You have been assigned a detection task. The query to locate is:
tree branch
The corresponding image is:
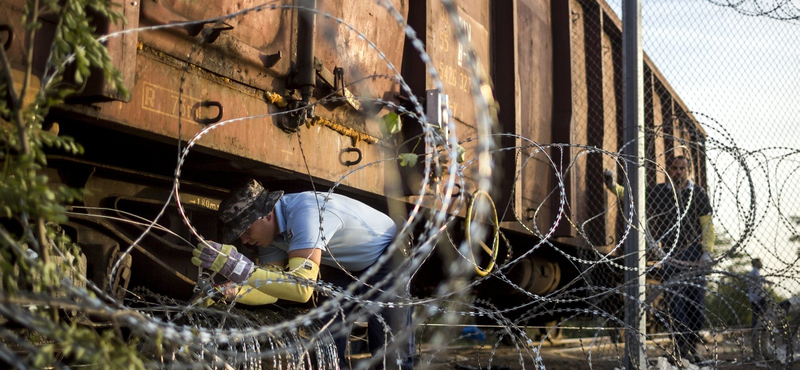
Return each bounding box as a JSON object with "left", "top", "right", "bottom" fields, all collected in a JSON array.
[
  {"left": 38, "top": 217, "right": 59, "bottom": 322},
  {"left": 0, "top": 46, "right": 30, "bottom": 155},
  {"left": 19, "top": 0, "right": 40, "bottom": 104}
]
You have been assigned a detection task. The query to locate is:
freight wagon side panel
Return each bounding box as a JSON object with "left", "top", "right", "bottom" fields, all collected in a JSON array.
[
  {"left": 563, "top": 0, "right": 593, "bottom": 247},
  {"left": 314, "top": 0, "right": 411, "bottom": 102},
  {"left": 137, "top": 0, "right": 409, "bottom": 103},
  {"left": 398, "top": 0, "right": 492, "bottom": 209},
  {"left": 63, "top": 0, "right": 412, "bottom": 199},
  {"left": 561, "top": 0, "right": 708, "bottom": 252},
  {"left": 512, "top": 0, "right": 558, "bottom": 238},
  {"left": 65, "top": 50, "right": 395, "bottom": 195},
  {"left": 425, "top": 0, "right": 490, "bottom": 198}
]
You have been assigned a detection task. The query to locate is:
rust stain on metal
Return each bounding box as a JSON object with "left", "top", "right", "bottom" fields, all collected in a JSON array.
[
  {"left": 138, "top": 0, "right": 292, "bottom": 91},
  {"left": 315, "top": 0, "right": 409, "bottom": 101},
  {"left": 84, "top": 51, "right": 390, "bottom": 195}
]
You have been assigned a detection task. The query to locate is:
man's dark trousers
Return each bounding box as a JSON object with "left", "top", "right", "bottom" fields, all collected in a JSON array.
[
  {"left": 663, "top": 243, "right": 706, "bottom": 358},
  {"left": 320, "top": 246, "right": 414, "bottom": 370}
]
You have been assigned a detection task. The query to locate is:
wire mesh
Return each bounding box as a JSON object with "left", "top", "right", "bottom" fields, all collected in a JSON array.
[
  {"left": 1, "top": 0, "right": 800, "bottom": 369},
  {"left": 572, "top": 0, "right": 800, "bottom": 367}
]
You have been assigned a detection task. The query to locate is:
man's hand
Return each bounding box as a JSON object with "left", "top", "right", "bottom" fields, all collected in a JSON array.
[
  {"left": 700, "top": 251, "right": 713, "bottom": 266},
  {"left": 192, "top": 241, "right": 254, "bottom": 284},
  {"left": 215, "top": 281, "right": 239, "bottom": 302},
  {"left": 604, "top": 169, "right": 616, "bottom": 190},
  {"left": 214, "top": 280, "right": 280, "bottom": 305}
]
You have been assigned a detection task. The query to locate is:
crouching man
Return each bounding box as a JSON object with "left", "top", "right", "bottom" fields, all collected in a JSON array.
[{"left": 192, "top": 179, "right": 414, "bottom": 370}]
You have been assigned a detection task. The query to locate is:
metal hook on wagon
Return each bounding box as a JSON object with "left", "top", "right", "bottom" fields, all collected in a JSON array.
[
  {"left": 0, "top": 24, "right": 14, "bottom": 51},
  {"left": 182, "top": 21, "right": 234, "bottom": 44},
  {"left": 339, "top": 147, "right": 362, "bottom": 166},
  {"left": 192, "top": 101, "right": 223, "bottom": 125},
  {"left": 451, "top": 183, "right": 462, "bottom": 198}
]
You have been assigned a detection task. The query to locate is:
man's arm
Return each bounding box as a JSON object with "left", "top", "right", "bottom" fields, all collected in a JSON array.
[
  {"left": 604, "top": 169, "right": 626, "bottom": 198},
  {"left": 244, "top": 248, "right": 321, "bottom": 303},
  {"left": 224, "top": 249, "right": 321, "bottom": 305},
  {"left": 697, "top": 186, "right": 715, "bottom": 258},
  {"left": 287, "top": 248, "right": 322, "bottom": 264},
  {"left": 225, "top": 284, "right": 279, "bottom": 305},
  {"left": 222, "top": 254, "right": 285, "bottom": 306},
  {"left": 699, "top": 214, "right": 715, "bottom": 253},
  {"left": 192, "top": 242, "right": 321, "bottom": 303}
]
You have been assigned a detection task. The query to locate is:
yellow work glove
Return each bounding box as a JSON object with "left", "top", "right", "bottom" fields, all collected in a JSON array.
[{"left": 191, "top": 241, "right": 254, "bottom": 283}]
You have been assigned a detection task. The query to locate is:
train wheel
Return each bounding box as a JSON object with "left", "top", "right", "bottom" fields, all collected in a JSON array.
[{"left": 465, "top": 190, "right": 499, "bottom": 276}]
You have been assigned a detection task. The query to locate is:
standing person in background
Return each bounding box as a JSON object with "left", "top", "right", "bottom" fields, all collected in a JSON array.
[
  {"left": 190, "top": 179, "right": 415, "bottom": 370},
  {"left": 748, "top": 258, "right": 770, "bottom": 327},
  {"left": 605, "top": 155, "right": 715, "bottom": 364}
]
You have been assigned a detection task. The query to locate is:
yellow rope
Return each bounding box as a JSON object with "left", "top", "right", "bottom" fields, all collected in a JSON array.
[
  {"left": 264, "top": 91, "right": 288, "bottom": 108},
  {"left": 263, "top": 93, "right": 376, "bottom": 145},
  {"left": 306, "top": 116, "right": 379, "bottom": 145}
]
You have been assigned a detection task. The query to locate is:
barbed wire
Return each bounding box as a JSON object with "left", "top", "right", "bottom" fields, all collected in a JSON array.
[
  {"left": 4, "top": 0, "right": 800, "bottom": 369},
  {"left": 705, "top": 0, "right": 800, "bottom": 20}
]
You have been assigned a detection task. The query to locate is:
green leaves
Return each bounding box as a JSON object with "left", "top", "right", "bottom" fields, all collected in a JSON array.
[
  {"left": 454, "top": 143, "right": 466, "bottom": 164},
  {"left": 380, "top": 112, "right": 418, "bottom": 167},
  {"left": 41, "top": 0, "right": 128, "bottom": 101},
  {"left": 398, "top": 153, "right": 418, "bottom": 167},
  {"left": 0, "top": 1, "right": 134, "bottom": 366},
  {"left": 381, "top": 111, "right": 403, "bottom": 137},
  {"left": 25, "top": 312, "right": 147, "bottom": 369},
  {"left": 0, "top": 156, "right": 75, "bottom": 224}
]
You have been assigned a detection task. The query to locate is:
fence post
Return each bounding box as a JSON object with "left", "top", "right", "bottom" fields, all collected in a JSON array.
[{"left": 623, "top": 0, "right": 647, "bottom": 369}]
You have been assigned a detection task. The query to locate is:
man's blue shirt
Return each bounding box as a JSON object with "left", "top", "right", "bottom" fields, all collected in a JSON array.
[{"left": 258, "top": 192, "right": 396, "bottom": 271}]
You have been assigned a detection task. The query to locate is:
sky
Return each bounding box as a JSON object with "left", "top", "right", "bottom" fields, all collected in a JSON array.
[{"left": 605, "top": 0, "right": 800, "bottom": 294}]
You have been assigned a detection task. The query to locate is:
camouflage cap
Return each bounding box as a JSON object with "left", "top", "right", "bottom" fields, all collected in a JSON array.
[{"left": 218, "top": 179, "right": 283, "bottom": 244}]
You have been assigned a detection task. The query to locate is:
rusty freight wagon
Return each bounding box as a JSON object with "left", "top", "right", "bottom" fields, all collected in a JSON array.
[{"left": 0, "top": 0, "right": 706, "bottom": 328}]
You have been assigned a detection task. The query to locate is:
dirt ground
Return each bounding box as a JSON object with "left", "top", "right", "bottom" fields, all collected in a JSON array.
[
  {"left": 414, "top": 343, "right": 622, "bottom": 370},
  {"left": 345, "top": 325, "right": 800, "bottom": 370},
  {"left": 408, "top": 340, "right": 800, "bottom": 370}
]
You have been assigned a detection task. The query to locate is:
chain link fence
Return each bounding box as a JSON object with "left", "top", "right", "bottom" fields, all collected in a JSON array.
[
  {"left": 566, "top": 0, "right": 800, "bottom": 367},
  {"left": 2, "top": 0, "right": 800, "bottom": 369}
]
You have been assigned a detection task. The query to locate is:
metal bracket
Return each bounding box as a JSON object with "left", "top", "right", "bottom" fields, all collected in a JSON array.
[
  {"left": 313, "top": 57, "right": 361, "bottom": 111},
  {"left": 262, "top": 51, "right": 282, "bottom": 68},
  {"left": 334, "top": 67, "right": 345, "bottom": 92},
  {"left": 180, "top": 21, "right": 234, "bottom": 43},
  {"left": 426, "top": 89, "right": 448, "bottom": 142},
  {"left": 525, "top": 208, "right": 536, "bottom": 221},
  {"left": 281, "top": 99, "right": 314, "bottom": 133}
]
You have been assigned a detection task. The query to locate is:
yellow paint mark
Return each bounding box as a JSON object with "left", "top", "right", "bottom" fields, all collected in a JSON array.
[
  {"left": 141, "top": 82, "right": 202, "bottom": 120},
  {"left": 143, "top": 85, "right": 156, "bottom": 110}
]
